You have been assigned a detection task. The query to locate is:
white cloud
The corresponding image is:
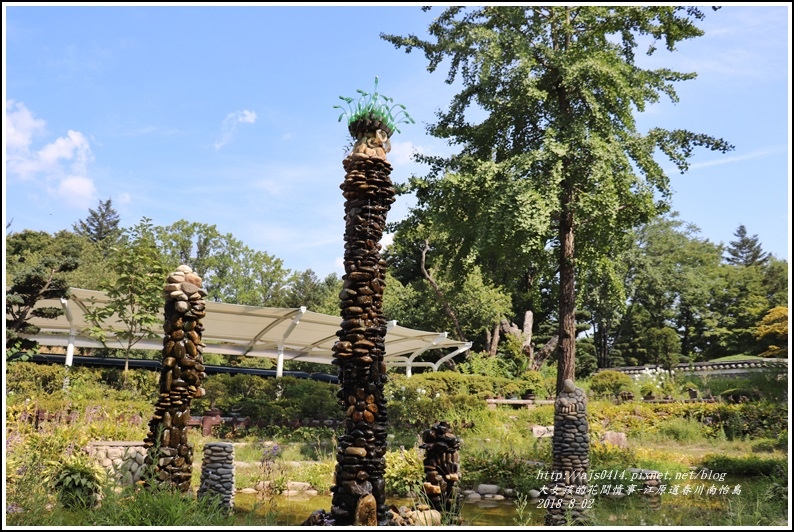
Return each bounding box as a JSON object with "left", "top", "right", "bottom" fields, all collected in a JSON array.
[
  {"left": 6, "top": 99, "right": 46, "bottom": 153},
  {"left": 5, "top": 100, "right": 97, "bottom": 206},
  {"left": 37, "top": 130, "right": 92, "bottom": 175},
  {"left": 117, "top": 192, "right": 131, "bottom": 205},
  {"left": 214, "top": 109, "right": 257, "bottom": 149},
  {"left": 663, "top": 145, "right": 787, "bottom": 174},
  {"left": 54, "top": 175, "right": 97, "bottom": 209}
]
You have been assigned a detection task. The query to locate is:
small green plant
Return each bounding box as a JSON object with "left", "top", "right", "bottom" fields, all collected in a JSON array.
[
  {"left": 47, "top": 453, "right": 106, "bottom": 509},
  {"left": 639, "top": 380, "right": 656, "bottom": 397},
  {"left": 334, "top": 76, "right": 415, "bottom": 137},
  {"left": 384, "top": 445, "right": 424, "bottom": 496}
]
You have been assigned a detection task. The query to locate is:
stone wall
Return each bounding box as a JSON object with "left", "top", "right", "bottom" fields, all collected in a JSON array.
[{"left": 87, "top": 441, "right": 148, "bottom": 486}]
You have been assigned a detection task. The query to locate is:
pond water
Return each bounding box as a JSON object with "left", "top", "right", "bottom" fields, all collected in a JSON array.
[
  {"left": 232, "top": 476, "right": 783, "bottom": 527},
  {"left": 234, "top": 492, "right": 532, "bottom": 526}
]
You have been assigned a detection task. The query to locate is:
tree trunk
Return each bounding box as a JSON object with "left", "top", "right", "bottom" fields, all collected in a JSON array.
[
  {"left": 420, "top": 239, "right": 467, "bottom": 341},
  {"left": 531, "top": 335, "right": 559, "bottom": 371},
  {"left": 522, "top": 310, "right": 534, "bottom": 361},
  {"left": 499, "top": 310, "right": 536, "bottom": 365},
  {"left": 488, "top": 322, "right": 500, "bottom": 356},
  {"left": 556, "top": 193, "right": 576, "bottom": 395}
]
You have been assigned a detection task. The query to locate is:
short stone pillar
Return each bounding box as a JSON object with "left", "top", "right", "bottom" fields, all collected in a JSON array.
[
  {"left": 419, "top": 421, "right": 462, "bottom": 518},
  {"left": 545, "top": 378, "right": 590, "bottom": 526},
  {"left": 197, "top": 442, "right": 235, "bottom": 509}
]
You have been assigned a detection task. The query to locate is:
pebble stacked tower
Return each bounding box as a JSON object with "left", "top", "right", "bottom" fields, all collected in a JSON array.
[
  {"left": 329, "top": 119, "right": 396, "bottom": 526},
  {"left": 143, "top": 264, "right": 208, "bottom": 492},
  {"left": 420, "top": 421, "right": 462, "bottom": 517},
  {"left": 197, "top": 442, "right": 236, "bottom": 509},
  {"left": 545, "top": 378, "right": 590, "bottom": 525}
]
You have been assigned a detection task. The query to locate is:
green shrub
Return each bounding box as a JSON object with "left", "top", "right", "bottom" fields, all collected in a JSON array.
[
  {"left": 46, "top": 454, "right": 106, "bottom": 509},
  {"left": 719, "top": 388, "right": 761, "bottom": 403},
  {"left": 750, "top": 439, "right": 778, "bottom": 453},
  {"left": 589, "top": 441, "right": 638, "bottom": 473},
  {"left": 656, "top": 416, "right": 709, "bottom": 443},
  {"left": 639, "top": 381, "right": 656, "bottom": 397},
  {"left": 589, "top": 370, "right": 634, "bottom": 397},
  {"left": 680, "top": 381, "right": 699, "bottom": 394},
  {"left": 385, "top": 445, "right": 424, "bottom": 496},
  {"left": 519, "top": 370, "right": 544, "bottom": 395},
  {"left": 700, "top": 454, "right": 787, "bottom": 477},
  {"left": 6, "top": 361, "right": 66, "bottom": 395}
]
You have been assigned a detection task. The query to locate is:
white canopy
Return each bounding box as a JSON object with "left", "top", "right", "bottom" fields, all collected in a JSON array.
[{"left": 24, "top": 288, "right": 472, "bottom": 377}]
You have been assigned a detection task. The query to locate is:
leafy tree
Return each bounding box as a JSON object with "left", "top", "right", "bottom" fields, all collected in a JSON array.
[
  {"left": 754, "top": 306, "right": 788, "bottom": 358},
  {"left": 83, "top": 218, "right": 168, "bottom": 378},
  {"left": 709, "top": 261, "right": 769, "bottom": 358},
  {"left": 382, "top": 6, "right": 733, "bottom": 392},
  {"left": 202, "top": 234, "right": 294, "bottom": 306},
  {"left": 644, "top": 326, "right": 681, "bottom": 370},
  {"left": 761, "top": 257, "right": 788, "bottom": 308},
  {"left": 5, "top": 230, "right": 80, "bottom": 357},
  {"left": 154, "top": 220, "right": 225, "bottom": 279},
  {"left": 384, "top": 266, "right": 512, "bottom": 350},
  {"left": 283, "top": 269, "right": 341, "bottom": 311},
  {"left": 72, "top": 198, "right": 121, "bottom": 244},
  {"left": 725, "top": 224, "right": 771, "bottom": 267},
  {"left": 615, "top": 214, "right": 724, "bottom": 363}
]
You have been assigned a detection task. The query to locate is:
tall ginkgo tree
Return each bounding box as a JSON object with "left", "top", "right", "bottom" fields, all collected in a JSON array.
[{"left": 382, "top": 6, "right": 734, "bottom": 393}]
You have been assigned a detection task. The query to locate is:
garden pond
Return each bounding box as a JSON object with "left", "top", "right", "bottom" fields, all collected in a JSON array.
[{"left": 231, "top": 476, "right": 785, "bottom": 527}]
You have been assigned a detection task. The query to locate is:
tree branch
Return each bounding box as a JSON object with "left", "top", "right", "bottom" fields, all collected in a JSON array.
[{"left": 420, "top": 239, "right": 467, "bottom": 342}]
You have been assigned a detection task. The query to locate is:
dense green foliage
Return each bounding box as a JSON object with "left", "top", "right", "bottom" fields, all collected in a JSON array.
[
  {"left": 381, "top": 6, "right": 736, "bottom": 391},
  {"left": 5, "top": 229, "right": 81, "bottom": 355},
  {"left": 192, "top": 374, "right": 342, "bottom": 423},
  {"left": 83, "top": 218, "right": 168, "bottom": 376},
  {"left": 589, "top": 370, "right": 634, "bottom": 397},
  {"left": 700, "top": 454, "right": 787, "bottom": 477}
]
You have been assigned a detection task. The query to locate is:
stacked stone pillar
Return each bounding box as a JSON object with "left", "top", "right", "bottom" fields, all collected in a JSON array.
[
  {"left": 329, "top": 125, "right": 395, "bottom": 526},
  {"left": 143, "top": 264, "right": 208, "bottom": 492},
  {"left": 420, "top": 421, "right": 462, "bottom": 518},
  {"left": 197, "top": 442, "right": 235, "bottom": 509},
  {"left": 545, "top": 378, "right": 590, "bottom": 525}
]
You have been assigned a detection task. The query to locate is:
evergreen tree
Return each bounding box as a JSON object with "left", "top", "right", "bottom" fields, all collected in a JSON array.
[
  {"left": 5, "top": 230, "right": 80, "bottom": 357},
  {"left": 725, "top": 224, "right": 770, "bottom": 267},
  {"left": 72, "top": 198, "right": 121, "bottom": 243}
]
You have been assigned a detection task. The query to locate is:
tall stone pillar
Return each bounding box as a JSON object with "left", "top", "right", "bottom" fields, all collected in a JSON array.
[
  {"left": 143, "top": 264, "right": 208, "bottom": 492},
  {"left": 330, "top": 122, "right": 396, "bottom": 526}
]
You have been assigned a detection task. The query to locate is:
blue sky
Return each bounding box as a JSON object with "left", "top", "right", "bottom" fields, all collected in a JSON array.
[{"left": 4, "top": 4, "right": 791, "bottom": 279}]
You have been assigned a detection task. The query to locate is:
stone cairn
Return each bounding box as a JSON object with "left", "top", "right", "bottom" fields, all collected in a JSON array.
[
  {"left": 326, "top": 120, "right": 396, "bottom": 527},
  {"left": 545, "top": 378, "right": 590, "bottom": 526},
  {"left": 197, "top": 442, "right": 235, "bottom": 509},
  {"left": 420, "top": 421, "right": 462, "bottom": 518},
  {"left": 143, "top": 264, "right": 208, "bottom": 492}
]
